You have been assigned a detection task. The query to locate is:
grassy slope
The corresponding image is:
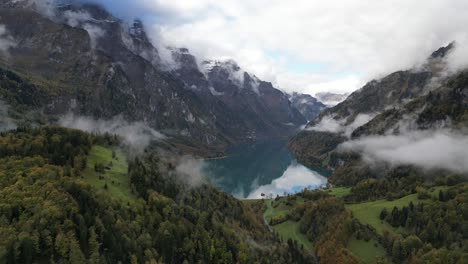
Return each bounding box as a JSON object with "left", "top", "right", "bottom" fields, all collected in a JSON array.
[
  {"left": 263, "top": 199, "right": 313, "bottom": 250},
  {"left": 83, "top": 145, "right": 135, "bottom": 203},
  {"left": 346, "top": 186, "right": 447, "bottom": 235},
  {"left": 328, "top": 187, "right": 352, "bottom": 198},
  {"left": 260, "top": 186, "right": 448, "bottom": 262},
  {"left": 264, "top": 199, "right": 291, "bottom": 220},
  {"left": 347, "top": 236, "right": 387, "bottom": 264},
  {"left": 273, "top": 221, "right": 313, "bottom": 250}
]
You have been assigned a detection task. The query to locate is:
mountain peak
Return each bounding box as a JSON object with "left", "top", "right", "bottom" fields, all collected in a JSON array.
[
  {"left": 430, "top": 41, "right": 455, "bottom": 59},
  {"left": 201, "top": 59, "right": 241, "bottom": 73},
  {"left": 288, "top": 92, "right": 326, "bottom": 121},
  {"left": 128, "top": 19, "right": 146, "bottom": 40}
]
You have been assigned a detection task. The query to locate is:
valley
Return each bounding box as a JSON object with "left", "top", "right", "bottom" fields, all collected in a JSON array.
[
  {"left": 249, "top": 183, "right": 463, "bottom": 263},
  {"left": 0, "top": 1, "right": 467, "bottom": 264}
]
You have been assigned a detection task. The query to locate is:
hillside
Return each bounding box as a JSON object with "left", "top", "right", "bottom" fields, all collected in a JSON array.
[
  {"left": 289, "top": 43, "right": 468, "bottom": 180},
  {"left": 0, "top": 126, "right": 314, "bottom": 264},
  {"left": 0, "top": 1, "right": 467, "bottom": 264},
  {"left": 285, "top": 43, "right": 468, "bottom": 263},
  {"left": 0, "top": 1, "right": 306, "bottom": 153},
  {"left": 251, "top": 182, "right": 467, "bottom": 263}
]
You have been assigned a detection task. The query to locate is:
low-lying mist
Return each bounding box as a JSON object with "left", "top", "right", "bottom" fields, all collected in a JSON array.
[
  {"left": 174, "top": 156, "right": 207, "bottom": 188},
  {"left": 307, "top": 113, "right": 376, "bottom": 137},
  {"left": 59, "top": 114, "right": 165, "bottom": 148},
  {"left": 340, "top": 129, "right": 468, "bottom": 173},
  {"left": 0, "top": 100, "right": 16, "bottom": 131}
]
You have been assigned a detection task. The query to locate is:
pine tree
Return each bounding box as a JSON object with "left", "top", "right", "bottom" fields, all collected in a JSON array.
[
  {"left": 68, "top": 232, "right": 86, "bottom": 264},
  {"left": 380, "top": 208, "right": 388, "bottom": 220},
  {"left": 88, "top": 227, "right": 101, "bottom": 264}
]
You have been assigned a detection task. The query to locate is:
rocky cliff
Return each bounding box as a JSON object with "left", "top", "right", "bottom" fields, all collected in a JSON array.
[{"left": 0, "top": 1, "right": 307, "bottom": 154}]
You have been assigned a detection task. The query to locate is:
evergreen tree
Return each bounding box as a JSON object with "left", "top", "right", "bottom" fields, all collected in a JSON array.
[{"left": 88, "top": 227, "right": 101, "bottom": 264}]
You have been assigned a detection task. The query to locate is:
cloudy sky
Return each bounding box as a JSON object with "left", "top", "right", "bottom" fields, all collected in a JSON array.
[{"left": 83, "top": 0, "right": 468, "bottom": 95}]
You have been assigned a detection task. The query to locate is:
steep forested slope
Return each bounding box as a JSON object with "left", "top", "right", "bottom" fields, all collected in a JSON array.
[
  {"left": 0, "top": 127, "right": 313, "bottom": 264},
  {"left": 289, "top": 43, "right": 468, "bottom": 184}
]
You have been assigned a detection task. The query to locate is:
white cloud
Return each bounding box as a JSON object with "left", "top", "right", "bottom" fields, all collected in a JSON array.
[
  {"left": 340, "top": 130, "right": 468, "bottom": 173},
  {"left": 0, "top": 24, "right": 16, "bottom": 53},
  {"left": 307, "top": 113, "right": 375, "bottom": 137},
  {"left": 82, "top": 24, "right": 105, "bottom": 49},
  {"left": 63, "top": 10, "right": 93, "bottom": 27},
  {"left": 175, "top": 156, "right": 207, "bottom": 187},
  {"left": 144, "top": 0, "right": 468, "bottom": 94},
  {"left": 0, "top": 100, "right": 16, "bottom": 131},
  {"left": 61, "top": 10, "right": 105, "bottom": 49},
  {"left": 59, "top": 0, "right": 468, "bottom": 95},
  {"left": 58, "top": 114, "right": 165, "bottom": 147},
  {"left": 276, "top": 74, "right": 363, "bottom": 96},
  {"left": 247, "top": 162, "right": 327, "bottom": 199}
]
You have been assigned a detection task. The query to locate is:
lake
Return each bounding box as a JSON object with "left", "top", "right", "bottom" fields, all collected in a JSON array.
[{"left": 204, "top": 140, "right": 328, "bottom": 199}]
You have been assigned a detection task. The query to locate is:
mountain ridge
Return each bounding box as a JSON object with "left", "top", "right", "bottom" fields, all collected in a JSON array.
[
  {"left": 289, "top": 42, "right": 468, "bottom": 185},
  {"left": 0, "top": 1, "right": 307, "bottom": 155}
]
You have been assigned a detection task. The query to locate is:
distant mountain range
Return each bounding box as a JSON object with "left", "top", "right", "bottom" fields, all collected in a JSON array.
[
  {"left": 315, "top": 92, "right": 349, "bottom": 106},
  {"left": 288, "top": 92, "right": 327, "bottom": 121}
]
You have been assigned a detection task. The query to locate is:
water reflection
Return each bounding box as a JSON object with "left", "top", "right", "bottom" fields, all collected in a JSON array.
[
  {"left": 247, "top": 161, "right": 327, "bottom": 199},
  {"left": 204, "top": 140, "right": 327, "bottom": 199}
]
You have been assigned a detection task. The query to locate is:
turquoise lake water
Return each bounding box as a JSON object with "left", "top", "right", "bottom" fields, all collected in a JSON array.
[{"left": 204, "top": 140, "right": 328, "bottom": 199}]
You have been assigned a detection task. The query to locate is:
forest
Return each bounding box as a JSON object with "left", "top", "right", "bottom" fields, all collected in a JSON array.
[
  {"left": 0, "top": 126, "right": 312, "bottom": 264},
  {"left": 0, "top": 128, "right": 467, "bottom": 264},
  {"left": 259, "top": 168, "right": 468, "bottom": 263}
]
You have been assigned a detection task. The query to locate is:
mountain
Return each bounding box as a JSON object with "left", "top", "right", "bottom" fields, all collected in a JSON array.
[
  {"left": 0, "top": 1, "right": 306, "bottom": 154},
  {"left": 289, "top": 43, "right": 466, "bottom": 183},
  {"left": 170, "top": 55, "right": 306, "bottom": 141},
  {"left": 285, "top": 43, "right": 468, "bottom": 264},
  {"left": 315, "top": 92, "right": 349, "bottom": 106},
  {"left": 288, "top": 92, "right": 327, "bottom": 121}
]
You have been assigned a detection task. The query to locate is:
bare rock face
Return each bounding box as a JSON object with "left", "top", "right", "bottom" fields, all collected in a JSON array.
[
  {"left": 0, "top": 2, "right": 308, "bottom": 149},
  {"left": 288, "top": 92, "right": 327, "bottom": 121}
]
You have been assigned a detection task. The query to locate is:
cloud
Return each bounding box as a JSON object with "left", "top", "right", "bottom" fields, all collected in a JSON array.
[
  {"left": 61, "top": 10, "right": 105, "bottom": 49},
  {"left": 247, "top": 162, "right": 327, "bottom": 199},
  {"left": 307, "top": 113, "right": 376, "bottom": 137},
  {"left": 141, "top": 0, "right": 468, "bottom": 94},
  {"left": 307, "top": 116, "right": 343, "bottom": 133},
  {"left": 29, "top": 0, "right": 57, "bottom": 18},
  {"left": 82, "top": 23, "right": 105, "bottom": 49},
  {"left": 0, "top": 100, "right": 16, "bottom": 131},
  {"left": 42, "top": 1, "right": 468, "bottom": 96},
  {"left": 63, "top": 10, "right": 93, "bottom": 27},
  {"left": 0, "top": 24, "right": 16, "bottom": 53},
  {"left": 339, "top": 130, "right": 468, "bottom": 173},
  {"left": 175, "top": 156, "right": 207, "bottom": 187},
  {"left": 58, "top": 114, "right": 165, "bottom": 147},
  {"left": 200, "top": 59, "right": 246, "bottom": 87},
  {"left": 445, "top": 39, "right": 468, "bottom": 73}
]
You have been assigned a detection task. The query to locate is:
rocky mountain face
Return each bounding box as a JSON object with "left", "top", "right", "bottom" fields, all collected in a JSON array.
[
  {"left": 170, "top": 53, "right": 306, "bottom": 142},
  {"left": 0, "top": 1, "right": 307, "bottom": 154},
  {"left": 289, "top": 43, "right": 468, "bottom": 184},
  {"left": 315, "top": 92, "right": 349, "bottom": 106},
  {"left": 288, "top": 92, "right": 327, "bottom": 121},
  {"left": 308, "top": 43, "right": 455, "bottom": 128}
]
